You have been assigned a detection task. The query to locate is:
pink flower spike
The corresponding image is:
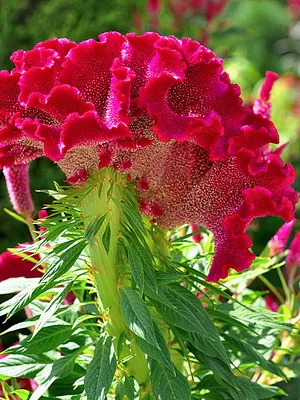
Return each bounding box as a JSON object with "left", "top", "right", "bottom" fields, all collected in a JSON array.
[
  {"left": 269, "top": 219, "right": 295, "bottom": 257},
  {"left": 260, "top": 71, "right": 279, "bottom": 102},
  {"left": 253, "top": 71, "right": 279, "bottom": 119},
  {"left": 3, "top": 163, "right": 34, "bottom": 218},
  {"left": 286, "top": 231, "right": 300, "bottom": 268}
]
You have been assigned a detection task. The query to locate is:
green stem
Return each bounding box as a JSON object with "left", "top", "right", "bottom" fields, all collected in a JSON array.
[
  {"left": 80, "top": 168, "right": 149, "bottom": 386},
  {"left": 26, "top": 217, "right": 38, "bottom": 241},
  {"left": 258, "top": 275, "right": 285, "bottom": 304},
  {"left": 277, "top": 267, "right": 290, "bottom": 304}
]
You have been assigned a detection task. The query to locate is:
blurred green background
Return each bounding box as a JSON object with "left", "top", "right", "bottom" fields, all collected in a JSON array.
[{"left": 0, "top": 0, "right": 299, "bottom": 252}]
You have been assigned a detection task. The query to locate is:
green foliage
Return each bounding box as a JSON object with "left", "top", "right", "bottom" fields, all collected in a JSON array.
[
  {"left": 120, "top": 287, "right": 159, "bottom": 349},
  {"left": 149, "top": 358, "right": 191, "bottom": 400},
  {"left": 84, "top": 335, "right": 116, "bottom": 400}
]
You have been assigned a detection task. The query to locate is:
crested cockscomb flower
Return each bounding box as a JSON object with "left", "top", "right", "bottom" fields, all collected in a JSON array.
[
  {"left": 268, "top": 219, "right": 295, "bottom": 257},
  {"left": 0, "top": 32, "right": 297, "bottom": 281},
  {"left": 3, "top": 163, "right": 34, "bottom": 217}
]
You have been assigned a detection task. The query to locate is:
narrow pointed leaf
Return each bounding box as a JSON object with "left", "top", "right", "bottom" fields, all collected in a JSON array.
[
  {"left": 102, "top": 223, "right": 111, "bottom": 254},
  {"left": 135, "top": 322, "right": 174, "bottom": 372},
  {"left": 84, "top": 336, "right": 116, "bottom": 400},
  {"left": 85, "top": 214, "right": 107, "bottom": 244},
  {"left": 149, "top": 358, "right": 191, "bottom": 400},
  {"left": 120, "top": 287, "right": 159, "bottom": 349}
]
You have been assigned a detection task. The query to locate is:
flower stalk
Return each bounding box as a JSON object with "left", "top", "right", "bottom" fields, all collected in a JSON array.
[{"left": 80, "top": 168, "right": 149, "bottom": 386}]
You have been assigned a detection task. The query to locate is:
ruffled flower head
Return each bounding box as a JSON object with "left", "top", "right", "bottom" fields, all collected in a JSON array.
[{"left": 0, "top": 32, "right": 297, "bottom": 281}]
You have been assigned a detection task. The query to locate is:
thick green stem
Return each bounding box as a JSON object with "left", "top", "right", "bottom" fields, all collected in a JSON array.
[{"left": 80, "top": 168, "right": 149, "bottom": 386}]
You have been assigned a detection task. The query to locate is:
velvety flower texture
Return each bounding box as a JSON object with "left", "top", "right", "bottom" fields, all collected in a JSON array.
[{"left": 0, "top": 32, "right": 297, "bottom": 281}]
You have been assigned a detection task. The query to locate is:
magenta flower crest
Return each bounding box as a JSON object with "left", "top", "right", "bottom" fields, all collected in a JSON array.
[{"left": 0, "top": 32, "right": 297, "bottom": 281}]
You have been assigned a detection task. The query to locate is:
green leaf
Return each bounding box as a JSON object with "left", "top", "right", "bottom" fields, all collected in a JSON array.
[
  {"left": 28, "top": 341, "right": 92, "bottom": 400},
  {"left": 8, "top": 390, "right": 31, "bottom": 400},
  {"left": 156, "top": 271, "right": 185, "bottom": 284},
  {"left": 0, "top": 317, "right": 38, "bottom": 336},
  {"left": 128, "top": 244, "right": 145, "bottom": 294},
  {"left": 84, "top": 336, "right": 116, "bottom": 400},
  {"left": 217, "top": 303, "right": 291, "bottom": 331},
  {"left": 0, "top": 278, "right": 65, "bottom": 318},
  {"left": 135, "top": 321, "right": 174, "bottom": 372},
  {"left": 85, "top": 214, "right": 107, "bottom": 244},
  {"left": 223, "top": 334, "right": 285, "bottom": 378},
  {"left": 144, "top": 282, "right": 174, "bottom": 309},
  {"left": 120, "top": 287, "right": 159, "bottom": 349},
  {"left": 4, "top": 208, "right": 26, "bottom": 223},
  {"left": 0, "top": 354, "right": 52, "bottom": 378},
  {"left": 0, "top": 277, "right": 40, "bottom": 295},
  {"left": 102, "top": 222, "right": 111, "bottom": 254},
  {"left": 190, "top": 345, "right": 239, "bottom": 390},
  {"left": 5, "top": 324, "right": 73, "bottom": 354},
  {"left": 149, "top": 358, "right": 191, "bottom": 400},
  {"left": 234, "top": 376, "right": 287, "bottom": 400},
  {"left": 32, "top": 281, "right": 74, "bottom": 338},
  {"left": 40, "top": 240, "right": 87, "bottom": 284},
  {"left": 45, "top": 221, "right": 78, "bottom": 242},
  {"left": 115, "top": 378, "right": 140, "bottom": 400},
  {"left": 29, "top": 351, "right": 79, "bottom": 400},
  {"left": 152, "top": 284, "right": 228, "bottom": 364}
]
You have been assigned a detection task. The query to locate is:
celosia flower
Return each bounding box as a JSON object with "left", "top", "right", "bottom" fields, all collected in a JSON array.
[
  {"left": 3, "top": 164, "right": 34, "bottom": 217},
  {"left": 0, "top": 245, "right": 42, "bottom": 282},
  {"left": 268, "top": 219, "right": 295, "bottom": 257},
  {"left": 0, "top": 32, "right": 297, "bottom": 281},
  {"left": 286, "top": 231, "right": 300, "bottom": 268},
  {"left": 253, "top": 71, "right": 279, "bottom": 119}
]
